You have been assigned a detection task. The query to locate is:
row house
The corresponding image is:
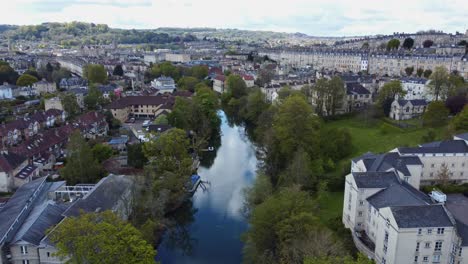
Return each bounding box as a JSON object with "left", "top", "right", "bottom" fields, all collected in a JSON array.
[
  {"left": 108, "top": 95, "right": 175, "bottom": 122},
  {"left": 400, "top": 77, "right": 431, "bottom": 101},
  {"left": 213, "top": 75, "right": 227, "bottom": 93},
  {"left": 0, "top": 151, "right": 35, "bottom": 192},
  {"left": 345, "top": 83, "right": 372, "bottom": 112},
  {"left": 32, "top": 79, "right": 56, "bottom": 94},
  {"left": 0, "top": 109, "right": 66, "bottom": 147},
  {"left": 73, "top": 111, "right": 109, "bottom": 139}
]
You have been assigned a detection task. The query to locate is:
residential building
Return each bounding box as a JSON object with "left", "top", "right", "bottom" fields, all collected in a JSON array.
[
  {"left": 32, "top": 80, "right": 56, "bottom": 95},
  {"left": 44, "top": 97, "right": 63, "bottom": 111},
  {"left": 108, "top": 95, "right": 174, "bottom": 122},
  {"left": 150, "top": 76, "right": 176, "bottom": 94},
  {"left": 59, "top": 77, "right": 87, "bottom": 90},
  {"left": 389, "top": 99, "right": 428, "bottom": 120},
  {"left": 400, "top": 77, "right": 431, "bottom": 100},
  {"left": 242, "top": 74, "right": 255, "bottom": 87},
  {"left": 165, "top": 53, "right": 191, "bottom": 63},
  {"left": 213, "top": 75, "right": 226, "bottom": 93},
  {"left": 0, "top": 83, "right": 13, "bottom": 100},
  {"left": 0, "top": 151, "right": 32, "bottom": 192},
  {"left": 343, "top": 170, "right": 468, "bottom": 264},
  {"left": 345, "top": 83, "right": 372, "bottom": 112}
]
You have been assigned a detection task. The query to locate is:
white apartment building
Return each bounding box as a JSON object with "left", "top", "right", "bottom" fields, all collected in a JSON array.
[
  {"left": 400, "top": 77, "right": 432, "bottom": 101},
  {"left": 344, "top": 134, "right": 468, "bottom": 264}
]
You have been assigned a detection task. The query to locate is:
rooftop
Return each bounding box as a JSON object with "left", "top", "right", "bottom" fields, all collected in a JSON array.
[
  {"left": 352, "top": 171, "right": 400, "bottom": 189},
  {"left": 390, "top": 205, "right": 453, "bottom": 228}
]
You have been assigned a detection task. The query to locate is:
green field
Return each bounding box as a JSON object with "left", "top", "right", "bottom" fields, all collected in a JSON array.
[{"left": 323, "top": 116, "right": 445, "bottom": 158}]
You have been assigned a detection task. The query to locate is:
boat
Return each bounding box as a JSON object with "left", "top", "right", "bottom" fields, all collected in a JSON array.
[{"left": 187, "top": 174, "right": 202, "bottom": 194}]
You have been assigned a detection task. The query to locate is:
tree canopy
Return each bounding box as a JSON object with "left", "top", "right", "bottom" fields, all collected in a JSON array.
[
  {"left": 423, "top": 101, "right": 450, "bottom": 127},
  {"left": 59, "top": 93, "right": 80, "bottom": 118},
  {"left": 402, "top": 37, "right": 414, "bottom": 50},
  {"left": 377, "top": 80, "right": 405, "bottom": 116},
  {"left": 428, "top": 66, "right": 449, "bottom": 101},
  {"left": 113, "top": 64, "right": 124, "bottom": 76},
  {"left": 49, "top": 211, "right": 156, "bottom": 264},
  {"left": 16, "top": 73, "right": 39, "bottom": 87},
  {"left": 83, "top": 64, "right": 108, "bottom": 84},
  {"left": 423, "top": 39, "right": 434, "bottom": 48},
  {"left": 386, "top": 39, "right": 400, "bottom": 50}
]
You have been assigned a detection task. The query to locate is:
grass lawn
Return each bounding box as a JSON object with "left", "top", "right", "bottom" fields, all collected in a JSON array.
[
  {"left": 318, "top": 191, "right": 344, "bottom": 224},
  {"left": 323, "top": 116, "right": 446, "bottom": 158}
]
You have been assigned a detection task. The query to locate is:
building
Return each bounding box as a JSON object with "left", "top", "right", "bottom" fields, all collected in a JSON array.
[
  {"left": 44, "top": 97, "right": 63, "bottom": 111},
  {"left": 108, "top": 95, "right": 174, "bottom": 122},
  {"left": 150, "top": 76, "right": 176, "bottom": 94},
  {"left": 346, "top": 83, "right": 372, "bottom": 112},
  {"left": 400, "top": 77, "right": 431, "bottom": 100},
  {"left": 389, "top": 99, "right": 428, "bottom": 120},
  {"left": 213, "top": 75, "right": 226, "bottom": 93},
  {"left": 0, "top": 83, "right": 13, "bottom": 100},
  {"left": 351, "top": 135, "right": 468, "bottom": 187},
  {"left": 343, "top": 171, "right": 468, "bottom": 264},
  {"left": 165, "top": 53, "right": 191, "bottom": 63},
  {"left": 241, "top": 74, "right": 255, "bottom": 87},
  {"left": 0, "top": 151, "right": 32, "bottom": 192},
  {"left": 0, "top": 174, "right": 133, "bottom": 264},
  {"left": 58, "top": 77, "right": 87, "bottom": 90},
  {"left": 32, "top": 80, "right": 56, "bottom": 95}
]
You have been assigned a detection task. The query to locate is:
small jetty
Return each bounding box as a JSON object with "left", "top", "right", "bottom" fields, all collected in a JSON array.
[{"left": 187, "top": 174, "right": 210, "bottom": 194}]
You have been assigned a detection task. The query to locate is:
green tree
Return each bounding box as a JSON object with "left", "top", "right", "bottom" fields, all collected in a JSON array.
[
  {"left": 191, "top": 65, "right": 208, "bottom": 79},
  {"left": 60, "top": 93, "right": 80, "bottom": 118},
  {"left": 405, "top": 66, "right": 414, "bottom": 76},
  {"left": 326, "top": 76, "right": 345, "bottom": 116},
  {"left": 127, "top": 143, "right": 147, "bottom": 169},
  {"left": 273, "top": 95, "right": 321, "bottom": 160},
  {"left": 278, "top": 148, "right": 316, "bottom": 189},
  {"left": 16, "top": 73, "right": 38, "bottom": 87},
  {"left": 84, "top": 84, "right": 105, "bottom": 110},
  {"left": 305, "top": 253, "right": 374, "bottom": 264},
  {"left": 60, "top": 130, "right": 102, "bottom": 184},
  {"left": 243, "top": 172, "right": 273, "bottom": 211},
  {"left": 0, "top": 61, "right": 19, "bottom": 84},
  {"left": 83, "top": 64, "right": 108, "bottom": 84},
  {"left": 143, "top": 128, "right": 193, "bottom": 211},
  {"left": 377, "top": 80, "right": 406, "bottom": 116},
  {"left": 428, "top": 66, "right": 449, "bottom": 101},
  {"left": 113, "top": 64, "right": 124, "bottom": 76},
  {"left": 361, "top": 42, "right": 369, "bottom": 49},
  {"left": 451, "top": 105, "right": 468, "bottom": 132},
  {"left": 49, "top": 211, "right": 156, "bottom": 264},
  {"left": 226, "top": 74, "right": 248, "bottom": 99},
  {"left": 177, "top": 76, "right": 199, "bottom": 92},
  {"left": 239, "top": 88, "right": 270, "bottom": 126},
  {"left": 52, "top": 68, "right": 71, "bottom": 86},
  {"left": 423, "top": 101, "right": 450, "bottom": 127},
  {"left": 154, "top": 114, "right": 169, "bottom": 125},
  {"left": 416, "top": 68, "right": 424, "bottom": 77},
  {"left": 423, "top": 39, "right": 434, "bottom": 48},
  {"left": 423, "top": 69, "right": 433, "bottom": 78},
  {"left": 256, "top": 68, "right": 275, "bottom": 86},
  {"left": 92, "top": 143, "right": 113, "bottom": 163},
  {"left": 402, "top": 37, "right": 414, "bottom": 50},
  {"left": 386, "top": 38, "right": 400, "bottom": 50}
]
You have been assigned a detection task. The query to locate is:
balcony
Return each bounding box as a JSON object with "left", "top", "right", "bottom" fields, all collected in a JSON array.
[{"left": 352, "top": 230, "right": 376, "bottom": 259}]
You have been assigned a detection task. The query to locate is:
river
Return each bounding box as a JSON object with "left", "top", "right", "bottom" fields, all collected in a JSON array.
[{"left": 156, "top": 111, "right": 258, "bottom": 264}]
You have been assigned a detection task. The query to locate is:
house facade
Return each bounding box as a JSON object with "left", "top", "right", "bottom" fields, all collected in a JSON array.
[
  {"left": 213, "top": 75, "right": 226, "bottom": 93},
  {"left": 32, "top": 80, "right": 56, "bottom": 95},
  {"left": 108, "top": 95, "right": 174, "bottom": 122},
  {"left": 390, "top": 99, "right": 428, "bottom": 120}
]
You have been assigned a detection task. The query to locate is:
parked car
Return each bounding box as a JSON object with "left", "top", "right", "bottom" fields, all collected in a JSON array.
[
  {"left": 142, "top": 120, "right": 151, "bottom": 127},
  {"left": 125, "top": 117, "right": 135, "bottom": 123}
]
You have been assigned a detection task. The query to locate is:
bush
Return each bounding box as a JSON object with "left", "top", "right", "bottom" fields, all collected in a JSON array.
[{"left": 379, "top": 122, "right": 399, "bottom": 135}]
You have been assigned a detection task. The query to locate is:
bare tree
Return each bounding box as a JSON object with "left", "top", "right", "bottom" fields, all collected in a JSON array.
[{"left": 437, "top": 163, "right": 451, "bottom": 185}]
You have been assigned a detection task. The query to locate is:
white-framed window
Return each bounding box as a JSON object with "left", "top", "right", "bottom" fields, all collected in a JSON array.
[
  {"left": 423, "top": 256, "right": 428, "bottom": 262},
  {"left": 425, "top": 242, "right": 431, "bottom": 248},
  {"left": 22, "top": 260, "right": 29, "bottom": 264},
  {"left": 20, "top": 245, "right": 28, "bottom": 254},
  {"left": 437, "top": 228, "right": 444, "bottom": 234},
  {"left": 435, "top": 241, "right": 442, "bottom": 252},
  {"left": 418, "top": 228, "right": 422, "bottom": 235},
  {"left": 432, "top": 255, "right": 440, "bottom": 263},
  {"left": 358, "top": 211, "right": 363, "bottom": 217},
  {"left": 427, "top": 229, "right": 432, "bottom": 234},
  {"left": 414, "top": 255, "right": 418, "bottom": 262},
  {"left": 416, "top": 242, "right": 420, "bottom": 252}
]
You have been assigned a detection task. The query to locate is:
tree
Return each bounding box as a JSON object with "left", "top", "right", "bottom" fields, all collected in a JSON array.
[
  {"left": 326, "top": 76, "right": 345, "bottom": 116},
  {"left": 404, "top": 66, "right": 414, "bottom": 76},
  {"left": 177, "top": 76, "right": 199, "bottom": 92},
  {"left": 451, "top": 105, "right": 468, "bottom": 132},
  {"left": 402, "top": 37, "right": 414, "bottom": 50},
  {"left": 60, "top": 130, "right": 103, "bottom": 185},
  {"left": 273, "top": 95, "right": 321, "bottom": 160},
  {"left": 127, "top": 143, "right": 147, "bottom": 169},
  {"left": 428, "top": 66, "right": 449, "bottom": 101},
  {"left": 49, "top": 211, "right": 156, "bottom": 264},
  {"left": 226, "top": 74, "right": 247, "bottom": 99},
  {"left": 423, "top": 101, "right": 450, "bottom": 127},
  {"left": 277, "top": 148, "right": 316, "bottom": 189},
  {"left": 423, "top": 39, "right": 434, "bottom": 48},
  {"left": 243, "top": 172, "right": 273, "bottom": 212},
  {"left": 423, "top": 69, "right": 433, "bottom": 78},
  {"left": 386, "top": 38, "right": 400, "bottom": 50},
  {"left": 83, "top": 63, "right": 108, "bottom": 84},
  {"left": 0, "top": 61, "right": 19, "bottom": 84},
  {"left": 445, "top": 95, "right": 467, "bottom": 115},
  {"left": 52, "top": 68, "right": 71, "bottom": 85},
  {"left": 191, "top": 65, "right": 208, "bottom": 79},
  {"left": 305, "top": 253, "right": 374, "bottom": 264},
  {"left": 377, "top": 80, "right": 406, "bottom": 116},
  {"left": 154, "top": 114, "right": 168, "bottom": 125},
  {"left": 16, "top": 73, "right": 38, "bottom": 87},
  {"left": 113, "top": 64, "right": 124, "bottom": 76},
  {"left": 416, "top": 68, "right": 424, "bottom": 77},
  {"left": 437, "top": 163, "right": 451, "bottom": 186},
  {"left": 84, "top": 84, "right": 105, "bottom": 110},
  {"left": 60, "top": 93, "right": 80, "bottom": 118},
  {"left": 256, "top": 68, "right": 275, "bottom": 86},
  {"left": 92, "top": 143, "right": 113, "bottom": 163},
  {"left": 361, "top": 42, "right": 369, "bottom": 49}
]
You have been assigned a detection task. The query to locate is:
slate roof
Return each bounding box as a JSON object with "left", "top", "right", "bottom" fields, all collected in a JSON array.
[
  {"left": 455, "top": 133, "right": 468, "bottom": 141},
  {"left": 353, "top": 152, "right": 422, "bottom": 176},
  {"left": 0, "top": 177, "right": 47, "bottom": 244},
  {"left": 390, "top": 205, "right": 453, "bottom": 228},
  {"left": 0, "top": 152, "right": 26, "bottom": 173},
  {"left": 108, "top": 95, "right": 175, "bottom": 109},
  {"left": 63, "top": 174, "right": 132, "bottom": 217},
  {"left": 15, "top": 164, "right": 37, "bottom": 179},
  {"left": 399, "top": 140, "right": 468, "bottom": 154},
  {"left": 352, "top": 171, "right": 400, "bottom": 188},
  {"left": 367, "top": 182, "right": 431, "bottom": 209},
  {"left": 396, "top": 99, "right": 427, "bottom": 107},
  {"left": 13, "top": 202, "right": 67, "bottom": 245},
  {"left": 346, "top": 83, "right": 370, "bottom": 95}
]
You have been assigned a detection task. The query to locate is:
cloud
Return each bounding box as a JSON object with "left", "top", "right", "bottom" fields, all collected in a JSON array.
[{"left": 0, "top": 0, "right": 467, "bottom": 36}]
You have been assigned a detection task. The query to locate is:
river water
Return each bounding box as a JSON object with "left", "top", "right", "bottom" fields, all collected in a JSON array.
[{"left": 156, "top": 112, "right": 258, "bottom": 264}]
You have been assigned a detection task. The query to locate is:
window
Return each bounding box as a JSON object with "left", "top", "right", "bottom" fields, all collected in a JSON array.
[
  {"left": 433, "top": 255, "right": 440, "bottom": 263},
  {"left": 416, "top": 242, "right": 420, "bottom": 252},
  {"left": 20, "top": 246, "right": 28, "bottom": 254},
  {"left": 435, "top": 241, "right": 442, "bottom": 252},
  {"left": 425, "top": 242, "right": 431, "bottom": 248},
  {"left": 414, "top": 256, "right": 418, "bottom": 262},
  {"left": 423, "top": 256, "right": 428, "bottom": 262},
  {"left": 383, "top": 244, "right": 388, "bottom": 254},
  {"left": 431, "top": 164, "right": 435, "bottom": 168},
  {"left": 358, "top": 211, "right": 363, "bottom": 217},
  {"left": 451, "top": 163, "right": 455, "bottom": 167},
  {"left": 22, "top": 260, "right": 29, "bottom": 264},
  {"left": 437, "top": 228, "right": 444, "bottom": 234},
  {"left": 427, "top": 229, "right": 432, "bottom": 234},
  {"left": 418, "top": 228, "right": 422, "bottom": 235},
  {"left": 384, "top": 231, "right": 389, "bottom": 244},
  {"left": 382, "top": 257, "right": 386, "bottom": 264},
  {"left": 47, "top": 252, "right": 50, "bottom": 257},
  {"left": 359, "top": 200, "right": 364, "bottom": 206}
]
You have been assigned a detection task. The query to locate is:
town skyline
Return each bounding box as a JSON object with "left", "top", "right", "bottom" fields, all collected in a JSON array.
[{"left": 2, "top": 0, "right": 467, "bottom": 36}]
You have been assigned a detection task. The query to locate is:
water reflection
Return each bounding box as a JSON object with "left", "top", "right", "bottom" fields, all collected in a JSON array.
[{"left": 157, "top": 112, "right": 258, "bottom": 264}]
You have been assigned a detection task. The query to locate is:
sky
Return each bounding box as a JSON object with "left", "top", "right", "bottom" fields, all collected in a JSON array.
[{"left": 1, "top": 0, "right": 467, "bottom": 36}]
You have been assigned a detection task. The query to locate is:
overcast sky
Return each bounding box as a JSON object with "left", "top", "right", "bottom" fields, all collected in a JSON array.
[{"left": 2, "top": 0, "right": 467, "bottom": 36}]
